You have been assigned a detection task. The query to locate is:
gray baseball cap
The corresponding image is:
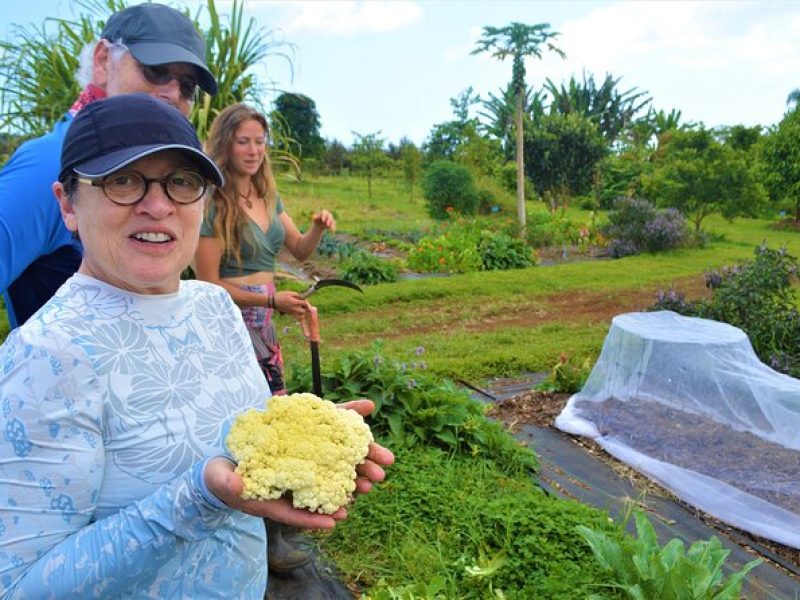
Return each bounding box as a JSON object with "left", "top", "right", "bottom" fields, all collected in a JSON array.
[{"left": 101, "top": 3, "right": 217, "bottom": 95}]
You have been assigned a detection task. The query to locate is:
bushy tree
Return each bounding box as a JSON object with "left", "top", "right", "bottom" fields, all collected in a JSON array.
[
  {"left": 270, "top": 92, "right": 325, "bottom": 159},
  {"left": 642, "top": 128, "right": 767, "bottom": 231},
  {"left": 761, "top": 109, "right": 800, "bottom": 220},
  {"left": 523, "top": 112, "right": 607, "bottom": 209},
  {"left": 422, "top": 161, "right": 479, "bottom": 219}
]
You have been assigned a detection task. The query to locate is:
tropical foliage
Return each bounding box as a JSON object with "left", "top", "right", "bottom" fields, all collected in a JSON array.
[
  {"left": 544, "top": 72, "right": 651, "bottom": 144},
  {"left": 0, "top": 0, "right": 287, "bottom": 146}
]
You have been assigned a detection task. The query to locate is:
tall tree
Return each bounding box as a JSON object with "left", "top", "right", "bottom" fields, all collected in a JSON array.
[
  {"left": 472, "top": 22, "right": 564, "bottom": 230},
  {"left": 271, "top": 92, "right": 325, "bottom": 160},
  {"left": 523, "top": 113, "right": 607, "bottom": 210},
  {"left": 761, "top": 108, "right": 800, "bottom": 220}
]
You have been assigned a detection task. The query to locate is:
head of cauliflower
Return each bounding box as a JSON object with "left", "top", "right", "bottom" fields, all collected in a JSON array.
[{"left": 226, "top": 393, "right": 374, "bottom": 514}]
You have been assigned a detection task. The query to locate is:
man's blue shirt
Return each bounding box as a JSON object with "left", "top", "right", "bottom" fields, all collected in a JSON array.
[{"left": 0, "top": 114, "right": 82, "bottom": 329}]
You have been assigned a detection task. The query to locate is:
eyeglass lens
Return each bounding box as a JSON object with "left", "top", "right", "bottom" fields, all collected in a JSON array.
[
  {"left": 140, "top": 64, "right": 198, "bottom": 101},
  {"left": 101, "top": 170, "right": 207, "bottom": 205}
]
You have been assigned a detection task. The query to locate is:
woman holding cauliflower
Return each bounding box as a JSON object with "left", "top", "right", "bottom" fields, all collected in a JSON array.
[
  {"left": 194, "top": 101, "right": 340, "bottom": 574},
  {"left": 0, "top": 94, "right": 392, "bottom": 598}
]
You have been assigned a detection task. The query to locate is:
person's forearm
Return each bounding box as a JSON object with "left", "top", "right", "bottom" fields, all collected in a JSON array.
[
  {"left": 3, "top": 459, "right": 231, "bottom": 598},
  {"left": 291, "top": 226, "right": 326, "bottom": 262},
  {"left": 210, "top": 278, "right": 273, "bottom": 308}
]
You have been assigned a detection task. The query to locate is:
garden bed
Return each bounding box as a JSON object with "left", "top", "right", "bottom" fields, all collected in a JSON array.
[
  {"left": 575, "top": 396, "right": 800, "bottom": 515},
  {"left": 486, "top": 390, "right": 800, "bottom": 576}
]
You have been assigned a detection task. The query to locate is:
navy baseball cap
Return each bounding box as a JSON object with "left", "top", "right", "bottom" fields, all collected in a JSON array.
[
  {"left": 59, "top": 93, "right": 223, "bottom": 187},
  {"left": 101, "top": 3, "right": 217, "bottom": 95}
]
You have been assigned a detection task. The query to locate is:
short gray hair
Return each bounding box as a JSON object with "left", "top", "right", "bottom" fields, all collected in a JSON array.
[{"left": 75, "top": 39, "right": 129, "bottom": 88}]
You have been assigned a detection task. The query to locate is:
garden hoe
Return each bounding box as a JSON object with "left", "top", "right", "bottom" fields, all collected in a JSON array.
[{"left": 299, "top": 279, "right": 364, "bottom": 396}]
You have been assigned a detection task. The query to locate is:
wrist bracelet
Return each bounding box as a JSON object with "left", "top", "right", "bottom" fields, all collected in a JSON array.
[{"left": 267, "top": 294, "right": 275, "bottom": 309}]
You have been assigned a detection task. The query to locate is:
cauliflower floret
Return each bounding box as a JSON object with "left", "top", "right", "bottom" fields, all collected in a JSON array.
[{"left": 226, "top": 393, "right": 374, "bottom": 514}]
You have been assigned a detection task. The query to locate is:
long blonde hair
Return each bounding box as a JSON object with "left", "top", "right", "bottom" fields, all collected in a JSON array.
[{"left": 204, "top": 103, "right": 277, "bottom": 265}]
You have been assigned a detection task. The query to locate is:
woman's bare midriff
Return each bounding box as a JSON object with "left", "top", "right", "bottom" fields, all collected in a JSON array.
[{"left": 222, "top": 271, "right": 274, "bottom": 286}]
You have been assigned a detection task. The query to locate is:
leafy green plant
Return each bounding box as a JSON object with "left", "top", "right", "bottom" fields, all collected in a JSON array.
[
  {"left": 338, "top": 249, "right": 398, "bottom": 286},
  {"left": 523, "top": 211, "right": 600, "bottom": 250},
  {"left": 422, "top": 160, "right": 479, "bottom": 219},
  {"left": 577, "top": 509, "right": 761, "bottom": 600},
  {"left": 286, "top": 343, "right": 538, "bottom": 476},
  {"left": 536, "top": 352, "right": 591, "bottom": 393},
  {"left": 477, "top": 229, "right": 533, "bottom": 270},
  {"left": 406, "top": 230, "right": 482, "bottom": 274}
]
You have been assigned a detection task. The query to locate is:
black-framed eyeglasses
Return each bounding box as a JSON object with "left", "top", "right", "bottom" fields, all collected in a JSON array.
[
  {"left": 77, "top": 169, "right": 209, "bottom": 206},
  {"left": 138, "top": 62, "right": 199, "bottom": 102}
]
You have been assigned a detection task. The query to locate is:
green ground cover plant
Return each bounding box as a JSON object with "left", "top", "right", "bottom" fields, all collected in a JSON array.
[{"left": 322, "top": 446, "right": 622, "bottom": 599}]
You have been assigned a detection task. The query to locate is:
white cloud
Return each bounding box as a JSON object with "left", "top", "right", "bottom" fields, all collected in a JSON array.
[
  {"left": 443, "top": 26, "right": 483, "bottom": 62},
  {"left": 264, "top": 0, "right": 422, "bottom": 35}
]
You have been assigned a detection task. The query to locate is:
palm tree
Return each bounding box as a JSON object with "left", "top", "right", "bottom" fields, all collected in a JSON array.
[{"left": 472, "top": 22, "right": 564, "bottom": 230}]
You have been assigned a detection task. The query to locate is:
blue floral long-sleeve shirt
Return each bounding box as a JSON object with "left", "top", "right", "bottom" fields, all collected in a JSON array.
[{"left": 0, "top": 274, "right": 271, "bottom": 598}]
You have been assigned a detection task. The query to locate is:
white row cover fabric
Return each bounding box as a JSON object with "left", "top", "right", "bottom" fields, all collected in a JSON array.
[{"left": 555, "top": 311, "right": 800, "bottom": 549}]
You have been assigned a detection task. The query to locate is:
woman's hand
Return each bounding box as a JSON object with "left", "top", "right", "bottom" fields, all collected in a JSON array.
[
  {"left": 273, "top": 291, "right": 310, "bottom": 317},
  {"left": 204, "top": 458, "right": 346, "bottom": 529},
  {"left": 205, "top": 400, "right": 393, "bottom": 528},
  {"left": 337, "top": 399, "right": 395, "bottom": 494},
  {"left": 311, "top": 210, "right": 336, "bottom": 234}
]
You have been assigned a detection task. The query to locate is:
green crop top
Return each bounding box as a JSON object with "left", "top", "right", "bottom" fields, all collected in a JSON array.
[{"left": 200, "top": 196, "right": 285, "bottom": 277}]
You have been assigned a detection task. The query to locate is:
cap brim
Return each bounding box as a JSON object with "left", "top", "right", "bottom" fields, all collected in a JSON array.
[
  {"left": 128, "top": 42, "right": 217, "bottom": 95},
  {"left": 74, "top": 144, "right": 224, "bottom": 187}
]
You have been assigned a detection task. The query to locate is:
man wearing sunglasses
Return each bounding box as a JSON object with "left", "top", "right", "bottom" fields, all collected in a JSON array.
[{"left": 0, "top": 3, "right": 217, "bottom": 330}]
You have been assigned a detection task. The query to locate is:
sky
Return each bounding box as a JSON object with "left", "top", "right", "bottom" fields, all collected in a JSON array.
[{"left": 3, "top": 0, "right": 800, "bottom": 146}]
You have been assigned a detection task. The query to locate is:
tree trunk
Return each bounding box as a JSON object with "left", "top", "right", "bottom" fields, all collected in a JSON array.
[{"left": 515, "top": 92, "right": 526, "bottom": 234}]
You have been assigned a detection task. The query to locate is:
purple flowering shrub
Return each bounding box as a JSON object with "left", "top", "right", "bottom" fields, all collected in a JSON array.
[
  {"left": 604, "top": 198, "right": 688, "bottom": 258},
  {"left": 651, "top": 245, "right": 800, "bottom": 377}
]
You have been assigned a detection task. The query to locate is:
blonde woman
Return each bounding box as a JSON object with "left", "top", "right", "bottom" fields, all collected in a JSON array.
[{"left": 195, "top": 103, "right": 335, "bottom": 395}]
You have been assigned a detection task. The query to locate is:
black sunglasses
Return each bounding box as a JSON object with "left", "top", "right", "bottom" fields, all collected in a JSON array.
[{"left": 138, "top": 63, "right": 199, "bottom": 102}]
